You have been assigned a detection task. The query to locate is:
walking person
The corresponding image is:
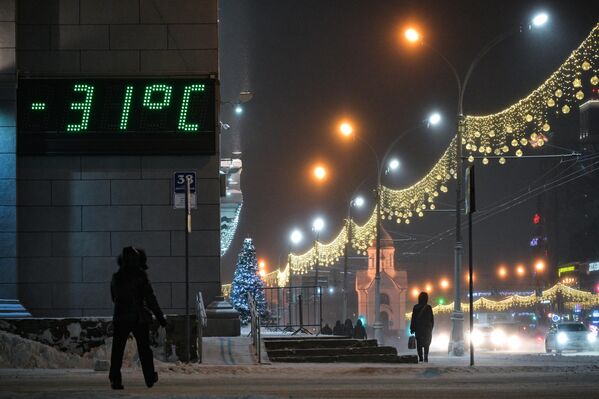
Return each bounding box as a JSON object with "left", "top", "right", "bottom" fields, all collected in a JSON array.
[
  {"left": 410, "top": 292, "right": 434, "bottom": 362},
  {"left": 109, "top": 246, "right": 167, "bottom": 390},
  {"left": 353, "top": 319, "right": 367, "bottom": 340}
]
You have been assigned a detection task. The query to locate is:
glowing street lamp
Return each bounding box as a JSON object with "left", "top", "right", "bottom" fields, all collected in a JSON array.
[
  {"left": 498, "top": 266, "right": 508, "bottom": 278},
  {"left": 312, "top": 217, "right": 325, "bottom": 233},
  {"left": 290, "top": 229, "right": 303, "bottom": 245},
  {"left": 388, "top": 158, "right": 400, "bottom": 171},
  {"left": 353, "top": 196, "right": 365, "bottom": 208},
  {"left": 516, "top": 265, "right": 526, "bottom": 276},
  {"left": 411, "top": 288, "right": 420, "bottom": 298},
  {"left": 440, "top": 278, "right": 450, "bottom": 289},
  {"left": 428, "top": 112, "right": 442, "bottom": 126},
  {"left": 404, "top": 27, "right": 421, "bottom": 43},
  {"left": 535, "top": 260, "right": 545, "bottom": 272},
  {"left": 234, "top": 104, "right": 243, "bottom": 115},
  {"left": 401, "top": 14, "right": 551, "bottom": 358},
  {"left": 313, "top": 165, "right": 327, "bottom": 181},
  {"left": 339, "top": 121, "right": 354, "bottom": 137},
  {"left": 425, "top": 283, "right": 433, "bottom": 293},
  {"left": 531, "top": 12, "right": 549, "bottom": 28}
]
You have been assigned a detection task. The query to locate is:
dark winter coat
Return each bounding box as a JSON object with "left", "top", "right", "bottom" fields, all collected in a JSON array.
[
  {"left": 111, "top": 248, "right": 166, "bottom": 325},
  {"left": 353, "top": 319, "right": 367, "bottom": 340},
  {"left": 333, "top": 320, "right": 344, "bottom": 335},
  {"left": 410, "top": 293, "right": 434, "bottom": 345},
  {"left": 343, "top": 319, "right": 354, "bottom": 337},
  {"left": 321, "top": 324, "right": 333, "bottom": 335}
]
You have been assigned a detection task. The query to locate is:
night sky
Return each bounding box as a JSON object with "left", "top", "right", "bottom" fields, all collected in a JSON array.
[{"left": 219, "top": 1, "right": 598, "bottom": 289}]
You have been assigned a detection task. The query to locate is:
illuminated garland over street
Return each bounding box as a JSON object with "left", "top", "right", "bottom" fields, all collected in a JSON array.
[
  {"left": 222, "top": 23, "right": 598, "bottom": 289},
  {"left": 405, "top": 283, "right": 599, "bottom": 319},
  {"left": 462, "top": 23, "right": 599, "bottom": 165}
]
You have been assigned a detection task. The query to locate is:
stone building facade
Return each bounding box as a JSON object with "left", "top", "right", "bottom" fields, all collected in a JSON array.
[{"left": 0, "top": 0, "right": 221, "bottom": 317}]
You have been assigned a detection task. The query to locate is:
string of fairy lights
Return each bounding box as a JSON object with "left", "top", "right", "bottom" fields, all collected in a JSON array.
[
  {"left": 405, "top": 283, "right": 599, "bottom": 319},
  {"left": 222, "top": 23, "right": 598, "bottom": 292}
]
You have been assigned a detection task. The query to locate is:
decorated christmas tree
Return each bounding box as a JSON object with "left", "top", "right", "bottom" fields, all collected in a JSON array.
[{"left": 230, "top": 238, "right": 267, "bottom": 323}]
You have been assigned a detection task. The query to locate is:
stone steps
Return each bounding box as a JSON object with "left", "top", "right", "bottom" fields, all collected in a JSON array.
[{"left": 263, "top": 337, "right": 418, "bottom": 363}]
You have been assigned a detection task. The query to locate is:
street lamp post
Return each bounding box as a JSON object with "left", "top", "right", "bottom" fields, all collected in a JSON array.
[
  {"left": 288, "top": 229, "right": 304, "bottom": 330},
  {"left": 343, "top": 196, "right": 364, "bottom": 322},
  {"left": 339, "top": 117, "right": 440, "bottom": 345},
  {"left": 403, "top": 13, "right": 548, "bottom": 356},
  {"left": 312, "top": 217, "right": 325, "bottom": 332}
]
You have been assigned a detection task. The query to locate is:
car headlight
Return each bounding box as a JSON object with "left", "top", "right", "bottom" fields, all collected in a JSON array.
[
  {"left": 508, "top": 335, "right": 521, "bottom": 350},
  {"left": 491, "top": 329, "right": 506, "bottom": 346},
  {"left": 471, "top": 329, "right": 483, "bottom": 347},
  {"left": 587, "top": 333, "right": 597, "bottom": 343},
  {"left": 557, "top": 332, "right": 568, "bottom": 345}
]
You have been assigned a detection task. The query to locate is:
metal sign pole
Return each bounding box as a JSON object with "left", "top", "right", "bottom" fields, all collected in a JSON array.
[{"left": 185, "top": 177, "right": 191, "bottom": 363}]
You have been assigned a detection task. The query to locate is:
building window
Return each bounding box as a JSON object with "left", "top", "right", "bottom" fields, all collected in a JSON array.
[{"left": 380, "top": 293, "right": 390, "bottom": 305}]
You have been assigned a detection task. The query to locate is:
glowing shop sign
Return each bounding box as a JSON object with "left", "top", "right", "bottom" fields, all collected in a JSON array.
[
  {"left": 589, "top": 262, "right": 599, "bottom": 272},
  {"left": 557, "top": 265, "right": 576, "bottom": 277}
]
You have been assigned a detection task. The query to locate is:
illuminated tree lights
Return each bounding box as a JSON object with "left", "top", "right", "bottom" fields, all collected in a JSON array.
[
  {"left": 230, "top": 238, "right": 268, "bottom": 323},
  {"left": 222, "top": 23, "right": 598, "bottom": 289}
]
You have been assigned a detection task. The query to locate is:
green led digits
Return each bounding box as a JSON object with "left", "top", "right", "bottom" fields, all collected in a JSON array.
[
  {"left": 31, "top": 102, "right": 46, "bottom": 110},
  {"left": 178, "top": 84, "right": 205, "bottom": 132},
  {"left": 142, "top": 84, "right": 172, "bottom": 110},
  {"left": 119, "top": 86, "right": 134, "bottom": 130},
  {"left": 66, "top": 84, "right": 94, "bottom": 132}
]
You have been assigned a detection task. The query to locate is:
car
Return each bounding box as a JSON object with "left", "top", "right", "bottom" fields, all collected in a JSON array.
[{"left": 545, "top": 322, "right": 597, "bottom": 353}]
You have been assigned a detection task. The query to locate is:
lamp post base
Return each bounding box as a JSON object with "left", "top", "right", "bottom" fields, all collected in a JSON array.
[
  {"left": 373, "top": 321, "right": 384, "bottom": 345},
  {"left": 449, "top": 310, "right": 465, "bottom": 356}
]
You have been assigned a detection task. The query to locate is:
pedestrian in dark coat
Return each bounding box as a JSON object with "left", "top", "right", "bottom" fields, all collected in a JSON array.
[
  {"left": 410, "top": 291, "right": 434, "bottom": 362},
  {"left": 109, "top": 246, "right": 167, "bottom": 390},
  {"left": 353, "top": 319, "right": 367, "bottom": 340},
  {"left": 332, "top": 320, "right": 344, "bottom": 335},
  {"left": 343, "top": 318, "right": 354, "bottom": 337},
  {"left": 321, "top": 323, "right": 333, "bottom": 335}
]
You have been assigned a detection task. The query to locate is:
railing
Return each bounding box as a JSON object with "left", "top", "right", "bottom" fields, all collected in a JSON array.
[
  {"left": 261, "top": 286, "right": 322, "bottom": 335},
  {"left": 195, "top": 292, "right": 208, "bottom": 363},
  {"left": 247, "top": 292, "right": 262, "bottom": 363}
]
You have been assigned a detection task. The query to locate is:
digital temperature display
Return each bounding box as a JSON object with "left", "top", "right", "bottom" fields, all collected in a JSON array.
[{"left": 17, "top": 78, "right": 217, "bottom": 154}]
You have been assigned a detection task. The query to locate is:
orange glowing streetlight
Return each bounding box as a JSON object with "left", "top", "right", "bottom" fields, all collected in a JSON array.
[
  {"left": 535, "top": 260, "right": 545, "bottom": 272},
  {"left": 411, "top": 288, "right": 420, "bottom": 298},
  {"left": 404, "top": 27, "right": 421, "bottom": 43},
  {"left": 440, "top": 278, "right": 450, "bottom": 290},
  {"left": 313, "top": 164, "right": 327, "bottom": 181},
  {"left": 498, "top": 266, "right": 508, "bottom": 279},
  {"left": 516, "top": 264, "right": 526, "bottom": 276},
  {"left": 339, "top": 121, "right": 354, "bottom": 138},
  {"left": 258, "top": 259, "right": 266, "bottom": 269},
  {"left": 425, "top": 283, "right": 433, "bottom": 293}
]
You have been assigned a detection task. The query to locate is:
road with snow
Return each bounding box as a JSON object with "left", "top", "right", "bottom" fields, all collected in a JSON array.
[{"left": 1, "top": 353, "right": 598, "bottom": 399}]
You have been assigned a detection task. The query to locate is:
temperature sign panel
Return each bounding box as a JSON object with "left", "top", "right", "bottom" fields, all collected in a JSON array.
[{"left": 17, "top": 78, "right": 217, "bottom": 155}]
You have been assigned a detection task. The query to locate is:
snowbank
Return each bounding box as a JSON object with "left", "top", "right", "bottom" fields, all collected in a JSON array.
[{"left": 0, "top": 331, "right": 92, "bottom": 369}]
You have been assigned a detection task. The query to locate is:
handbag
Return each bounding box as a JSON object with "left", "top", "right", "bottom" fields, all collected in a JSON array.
[{"left": 408, "top": 335, "right": 416, "bottom": 350}]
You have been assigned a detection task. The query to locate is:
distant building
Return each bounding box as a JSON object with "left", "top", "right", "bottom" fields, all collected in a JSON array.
[{"left": 356, "top": 227, "right": 407, "bottom": 337}]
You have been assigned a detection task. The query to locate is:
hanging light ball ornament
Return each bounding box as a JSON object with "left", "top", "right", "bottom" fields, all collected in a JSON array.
[
  {"left": 573, "top": 78, "right": 582, "bottom": 88},
  {"left": 525, "top": 114, "right": 533, "bottom": 122},
  {"left": 482, "top": 157, "right": 489, "bottom": 165},
  {"left": 576, "top": 91, "right": 584, "bottom": 100},
  {"left": 511, "top": 139, "right": 519, "bottom": 147},
  {"left": 530, "top": 132, "right": 538, "bottom": 141},
  {"left": 468, "top": 155, "right": 474, "bottom": 163},
  {"left": 547, "top": 98, "right": 555, "bottom": 107},
  {"left": 502, "top": 145, "right": 509, "bottom": 152},
  {"left": 499, "top": 157, "right": 506, "bottom": 165},
  {"left": 555, "top": 89, "right": 563, "bottom": 97},
  {"left": 582, "top": 61, "right": 591, "bottom": 71},
  {"left": 520, "top": 138, "right": 528, "bottom": 146},
  {"left": 562, "top": 104, "right": 571, "bottom": 114},
  {"left": 516, "top": 149, "right": 523, "bottom": 157},
  {"left": 591, "top": 76, "right": 599, "bottom": 86},
  {"left": 542, "top": 123, "right": 550, "bottom": 132},
  {"left": 506, "top": 126, "right": 513, "bottom": 133}
]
